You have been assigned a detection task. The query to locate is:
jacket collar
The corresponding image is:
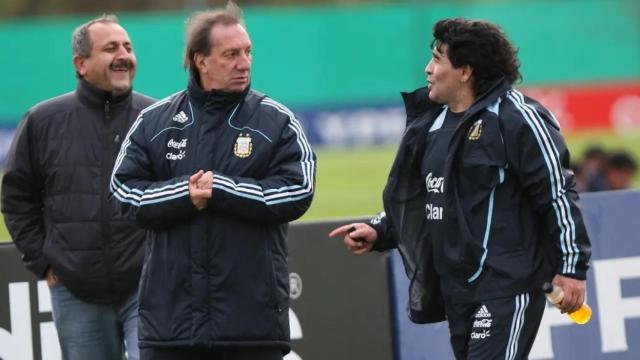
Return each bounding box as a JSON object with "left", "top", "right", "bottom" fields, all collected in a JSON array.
[
  {"left": 76, "top": 78, "right": 132, "bottom": 110},
  {"left": 187, "top": 71, "right": 249, "bottom": 113},
  {"left": 401, "top": 86, "right": 436, "bottom": 119},
  {"left": 462, "top": 77, "right": 512, "bottom": 119},
  {"left": 401, "top": 78, "right": 512, "bottom": 121}
]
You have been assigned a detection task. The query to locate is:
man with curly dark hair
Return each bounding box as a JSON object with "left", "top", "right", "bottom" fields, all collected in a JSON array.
[{"left": 331, "top": 18, "right": 591, "bottom": 359}]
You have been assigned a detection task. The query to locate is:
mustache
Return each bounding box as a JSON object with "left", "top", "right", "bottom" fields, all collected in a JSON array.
[{"left": 110, "top": 60, "right": 133, "bottom": 71}]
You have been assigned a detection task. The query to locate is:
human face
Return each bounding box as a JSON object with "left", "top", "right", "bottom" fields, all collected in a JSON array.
[
  {"left": 197, "top": 23, "right": 252, "bottom": 92},
  {"left": 607, "top": 168, "right": 634, "bottom": 190},
  {"left": 75, "top": 22, "right": 136, "bottom": 96},
  {"left": 425, "top": 44, "right": 469, "bottom": 108}
]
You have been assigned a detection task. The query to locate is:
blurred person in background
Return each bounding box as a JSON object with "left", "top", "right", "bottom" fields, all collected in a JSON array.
[
  {"left": 582, "top": 145, "right": 609, "bottom": 192},
  {"left": 331, "top": 18, "right": 591, "bottom": 359},
  {"left": 110, "top": 2, "right": 315, "bottom": 359},
  {"left": 604, "top": 151, "right": 637, "bottom": 190},
  {"left": 1, "top": 15, "right": 154, "bottom": 360}
]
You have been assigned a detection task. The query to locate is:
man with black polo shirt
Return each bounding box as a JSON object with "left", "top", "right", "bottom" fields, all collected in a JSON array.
[{"left": 331, "top": 18, "right": 591, "bottom": 359}]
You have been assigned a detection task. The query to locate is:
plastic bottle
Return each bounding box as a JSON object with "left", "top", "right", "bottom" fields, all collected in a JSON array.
[{"left": 542, "top": 282, "right": 592, "bottom": 324}]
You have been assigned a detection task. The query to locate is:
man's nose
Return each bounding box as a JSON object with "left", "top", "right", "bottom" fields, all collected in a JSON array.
[
  {"left": 425, "top": 60, "right": 433, "bottom": 75},
  {"left": 237, "top": 53, "right": 251, "bottom": 70},
  {"left": 115, "top": 44, "right": 132, "bottom": 59}
]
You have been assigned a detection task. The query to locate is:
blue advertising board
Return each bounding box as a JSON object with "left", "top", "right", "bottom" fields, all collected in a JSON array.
[{"left": 389, "top": 190, "right": 640, "bottom": 359}]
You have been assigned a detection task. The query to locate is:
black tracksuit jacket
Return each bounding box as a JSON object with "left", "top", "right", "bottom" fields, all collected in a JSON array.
[
  {"left": 110, "top": 76, "right": 316, "bottom": 351},
  {"left": 1, "top": 79, "right": 155, "bottom": 305},
  {"left": 371, "top": 79, "right": 591, "bottom": 323}
]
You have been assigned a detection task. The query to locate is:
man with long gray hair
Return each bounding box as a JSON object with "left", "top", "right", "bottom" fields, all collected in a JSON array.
[
  {"left": 2, "top": 15, "right": 154, "bottom": 360},
  {"left": 110, "top": 2, "right": 315, "bottom": 359}
]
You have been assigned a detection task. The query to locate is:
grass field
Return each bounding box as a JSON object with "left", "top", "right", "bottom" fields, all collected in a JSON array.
[{"left": 0, "top": 131, "right": 638, "bottom": 243}]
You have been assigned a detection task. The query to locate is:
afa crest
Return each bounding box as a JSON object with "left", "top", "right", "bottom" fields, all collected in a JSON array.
[
  {"left": 468, "top": 119, "right": 483, "bottom": 140},
  {"left": 234, "top": 133, "right": 253, "bottom": 158}
]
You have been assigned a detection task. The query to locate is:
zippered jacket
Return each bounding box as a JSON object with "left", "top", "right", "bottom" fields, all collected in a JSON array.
[
  {"left": 110, "top": 76, "right": 316, "bottom": 351},
  {"left": 371, "top": 79, "right": 591, "bottom": 323},
  {"left": 1, "top": 79, "right": 154, "bottom": 305}
]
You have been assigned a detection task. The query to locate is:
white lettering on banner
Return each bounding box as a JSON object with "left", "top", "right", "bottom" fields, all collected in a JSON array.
[
  {"left": 315, "top": 107, "right": 405, "bottom": 147},
  {"left": 284, "top": 308, "right": 303, "bottom": 360},
  {"left": 530, "top": 256, "right": 640, "bottom": 359},
  {"left": 0, "top": 282, "right": 33, "bottom": 360},
  {"left": 593, "top": 256, "right": 640, "bottom": 353},
  {"left": 37, "top": 281, "right": 61, "bottom": 360},
  {"left": 425, "top": 173, "right": 444, "bottom": 193},
  {"left": 611, "top": 95, "right": 640, "bottom": 134},
  {"left": 529, "top": 299, "right": 575, "bottom": 359},
  {"left": 426, "top": 203, "right": 443, "bottom": 220},
  {"left": 2, "top": 279, "right": 302, "bottom": 360}
]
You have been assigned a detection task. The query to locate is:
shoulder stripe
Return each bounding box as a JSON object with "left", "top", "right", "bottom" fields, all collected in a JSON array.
[{"left": 110, "top": 94, "right": 191, "bottom": 207}]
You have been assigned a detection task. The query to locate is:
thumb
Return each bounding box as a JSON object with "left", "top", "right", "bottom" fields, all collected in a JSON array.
[{"left": 190, "top": 170, "right": 204, "bottom": 182}]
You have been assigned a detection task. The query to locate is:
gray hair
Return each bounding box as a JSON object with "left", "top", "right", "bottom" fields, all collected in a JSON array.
[
  {"left": 72, "top": 14, "right": 119, "bottom": 58},
  {"left": 184, "top": 1, "right": 245, "bottom": 72}
]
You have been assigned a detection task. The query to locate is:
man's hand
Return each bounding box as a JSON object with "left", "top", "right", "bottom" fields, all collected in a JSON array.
[
  {"left": 196, "top": 170, "right": 214, "bottom": 190},
  {"left": 46, "top": 267, "right": 58, "bottom": 288},
  {"left": 552, "top": 274, "right": 586, "bottom": 313},
  {"left": 189, "top": 170, "right": 212, "bottom": 210},
  {"left": 329, "top": 223, "right": 377, "bottom": 255}
]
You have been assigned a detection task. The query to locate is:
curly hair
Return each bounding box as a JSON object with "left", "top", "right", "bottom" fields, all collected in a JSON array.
[{"left": 431, "top": 18, "right": 522, "bottom": 96}]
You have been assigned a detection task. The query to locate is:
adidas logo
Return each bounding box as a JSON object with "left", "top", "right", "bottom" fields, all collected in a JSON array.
[
  {"left": 475, "top": 305, "right": 492, "bottom": 318},
  {"left": 172, "top": 111, "right": 189, "bottom": 123}
]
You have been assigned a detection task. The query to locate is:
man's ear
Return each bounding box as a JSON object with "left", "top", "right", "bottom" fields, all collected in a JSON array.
[
  {"left": 73, "top": 55, "right": 87, "bottom": 77},
  {"left": 460, "top": 65, "right": 473, "bottom": 83},
  {"left": 194, "top": 53, "right": 207, "bottom": 75}
]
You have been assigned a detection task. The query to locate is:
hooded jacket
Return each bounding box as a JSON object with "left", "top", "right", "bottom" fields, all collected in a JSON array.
[
  {"left": 371, "top": 80, "right": 591, "bottom": 323},
  {"left": 110, "top": 75, "right": 316, "bottom": 351},
  {"left": 1, "top": 79, "right": 155, "bottom": 305}
]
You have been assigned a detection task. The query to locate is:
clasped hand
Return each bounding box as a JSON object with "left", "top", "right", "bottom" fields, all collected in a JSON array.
[{"left": 189, "top": 170, "right": 213, "bottom": 210}]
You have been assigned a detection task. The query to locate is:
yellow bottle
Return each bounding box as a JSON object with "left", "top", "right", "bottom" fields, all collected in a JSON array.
[{"left": 542, "top": 282, "right": 592, "bottom": 325}]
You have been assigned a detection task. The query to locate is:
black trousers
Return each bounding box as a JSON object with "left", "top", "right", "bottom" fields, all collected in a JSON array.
[
  {"left": 445, "top": 291, "right": 546, "bottom": 360},
  {"left": 140, "top": 346, "right": 284, "bottom": 360}
]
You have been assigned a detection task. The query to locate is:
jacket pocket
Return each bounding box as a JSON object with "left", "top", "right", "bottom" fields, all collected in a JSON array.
[{"left": 265, "top": 238, "right": 289, "bottom": 312}]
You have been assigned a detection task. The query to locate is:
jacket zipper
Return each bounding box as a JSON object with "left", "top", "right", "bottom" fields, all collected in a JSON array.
[{"left": 102, "top": 99, "right": 116, "bottom": 300}]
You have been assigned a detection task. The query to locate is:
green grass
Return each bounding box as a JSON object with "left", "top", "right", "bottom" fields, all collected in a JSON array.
[
  {"left": 301, "top": 146, "right": 396, "bottom": 221},
  {"left": 1, "top": 131, "right": 639, "bottom": 242},
  {"left": 301, "top": 130, "right": 640, "bottom": 221}
]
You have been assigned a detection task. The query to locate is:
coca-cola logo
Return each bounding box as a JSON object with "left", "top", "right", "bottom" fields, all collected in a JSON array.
[
  {"left": 167, "top": 138, "right": 187, "bottom": 150},
  {"left": 425, "top": 172, "right": 444, "bottom": 193}
]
